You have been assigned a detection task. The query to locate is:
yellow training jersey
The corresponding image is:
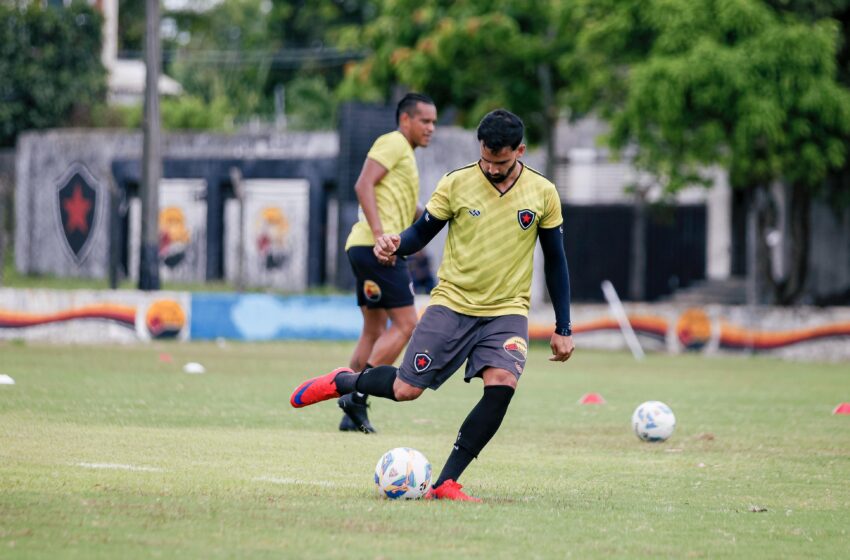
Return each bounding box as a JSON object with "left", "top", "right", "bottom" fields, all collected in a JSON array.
[
  {"left": 345, "top": 131, "right": 420, "bottom": 250},
  {"left": 425, "top": 162, "right": 563, "bottom": 317}
]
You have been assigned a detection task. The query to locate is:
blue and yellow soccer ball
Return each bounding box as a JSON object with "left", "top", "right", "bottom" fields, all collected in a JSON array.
[
  {"left": 632, "top": 401, "right": 676, "bottom": 442},
  {"left": 374, "top": 447, "right": 432, "bottom": 499}
]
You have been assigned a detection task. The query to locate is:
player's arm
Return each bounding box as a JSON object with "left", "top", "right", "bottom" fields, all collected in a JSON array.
[
  {"left": 539, "top": 225, "right": 575, "bottom": 362},
  {"left": 374, "top": 210, "right": 447, "bottom": 260},
  {"left": 354, "top": 158, "right": 389, "bottom": 239}
]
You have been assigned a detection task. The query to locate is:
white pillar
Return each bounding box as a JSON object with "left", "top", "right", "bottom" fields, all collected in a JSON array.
[
  {"left": 706, "top": 168, "right": 731, "bottom": 280},
  {"left": 100, "top": 0, "right": 118, "bottom": 71}
]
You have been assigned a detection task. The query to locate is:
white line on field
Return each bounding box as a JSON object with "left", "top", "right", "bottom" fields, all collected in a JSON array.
[
  {"left": 253, "top": 476, "right": 357, "bottom": 488},
  {"left": 75, "top": 462, "right": 165, "bottom": 472}
]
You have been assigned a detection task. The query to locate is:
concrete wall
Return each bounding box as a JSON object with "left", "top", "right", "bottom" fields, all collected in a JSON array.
[
  {"left": 2, "top": 287, "right": 848, "bottom": 362},
  {"left": 0, "top": 149, "right": 14, "bottom": 284},
  {"left": 14, "top": 129, "right": 338, "bottom": 280},
  {"left": 0, "top": 287, "right": 191, "bottom": 343},
  {"left": 808, "top": 201, "right": 850, "bottom": 303}
]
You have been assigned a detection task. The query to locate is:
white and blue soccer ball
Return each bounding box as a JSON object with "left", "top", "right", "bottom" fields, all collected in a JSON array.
[
  {"left": 632, "top": 401, "right": 676, "bottom": 442},
  {"left": 374, "top": 447, "right": 431, "bottom": 499}
]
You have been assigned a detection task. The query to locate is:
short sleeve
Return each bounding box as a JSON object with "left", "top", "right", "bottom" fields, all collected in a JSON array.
[
  {"left": 424, "top": 175, "right": 453, "bottom": 220},
  {"left": 540, "top": 184, "right": 563, "bottom": 229},
  {"left": 366, "top": 133, "right": 405, "bottom": 171}
]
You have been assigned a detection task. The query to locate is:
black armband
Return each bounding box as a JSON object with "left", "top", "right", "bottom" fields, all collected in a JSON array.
[{"left": 395, "top": 210, "right": 447, "bottom": 256}]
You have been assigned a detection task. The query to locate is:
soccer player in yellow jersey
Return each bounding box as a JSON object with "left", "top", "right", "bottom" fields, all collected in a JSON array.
[
  {"left": 291, "top": 109, "right": 574, "bottom": 501},
  {"left": 337, "top": 93, "right": 437, "bottom": 434}
]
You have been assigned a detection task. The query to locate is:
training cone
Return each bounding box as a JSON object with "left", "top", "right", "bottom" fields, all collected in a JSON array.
[
  {"left": 579, "top": 392, "right": 606, "bottom": 405},
  {"left": 832, "top": 403, "right": 850, "bottom": 415}
]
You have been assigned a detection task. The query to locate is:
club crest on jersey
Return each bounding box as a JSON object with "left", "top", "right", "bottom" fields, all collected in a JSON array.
[
  {"left": 363, "top": 279, "right": 382, "bottom": 302},
  {"left": 413, "top": 352, "right": 432, "bottom": 373},
  {"left": 502, "top": 336, "right": 528, "bottom": 361},
  {"left": 517, "top": 209, "right": 536, "bottom": 230}
]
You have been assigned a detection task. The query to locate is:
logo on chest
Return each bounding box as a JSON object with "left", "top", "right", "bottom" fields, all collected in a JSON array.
[
  {"left": 468, "top": 209, "right": 481, "bottom": 217},
  {"left": 517, "top": 209, "right": 536, "bottom": 230}
]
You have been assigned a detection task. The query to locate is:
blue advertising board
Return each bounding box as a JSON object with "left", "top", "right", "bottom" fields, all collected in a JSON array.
[{"left": 191, "top": 293, "right": 363, "bottom": 340}]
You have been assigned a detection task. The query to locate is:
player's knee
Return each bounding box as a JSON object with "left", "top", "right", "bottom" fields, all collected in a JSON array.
[
  {"left": 393, "top": 379, "right": 424, "bottom": 401},
  {"left": 396, "top": 319, "right": 416, "bottom": 339},
  {"left": 390, "top": 311, "right": 417, "bottom": 338},
  {"left": 482, "top": 368, "right": 518, "bottom": 389},
  {"left": 363, "top": 323, "right": 386, "bottom": 339}
]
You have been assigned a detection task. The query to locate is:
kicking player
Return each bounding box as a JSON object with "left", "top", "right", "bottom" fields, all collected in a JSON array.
[
  {"left": 292, "top": 109, "right": 574, "bottom": 501},
  {"left": 339, "top": 93, "right": 437, "bottom": 433}
]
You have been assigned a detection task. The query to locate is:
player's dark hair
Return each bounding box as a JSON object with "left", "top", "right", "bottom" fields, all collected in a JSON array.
[
  {"left": 396, "top": 93, "right": 435, "bottom": 125},
  {"left": 477, "top": 109, "right": 524, "bottom": 151}
]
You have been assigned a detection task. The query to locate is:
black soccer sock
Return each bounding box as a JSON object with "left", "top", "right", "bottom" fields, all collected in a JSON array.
[
  {"left": 352, "top": 364, "right": 374, "bottom": 403},
  {"left": 435, "top": 385, "right": 515, "bottom": 487},
  {"left": 353, "top": 365, "right": 398, "bottom": 401},
  {"left": 333, "top": 370, "right": 359, "bottom": 394}
]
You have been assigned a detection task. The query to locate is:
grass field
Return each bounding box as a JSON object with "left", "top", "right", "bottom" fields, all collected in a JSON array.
[{"left": 1, "top": 340, "right": 848, "bottom": 559}]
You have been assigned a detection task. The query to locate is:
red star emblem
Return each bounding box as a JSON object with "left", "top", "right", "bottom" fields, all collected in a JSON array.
[
  {"left": 62, "top": 183, "right": 92, "bottom": 234},
  {"left": 413, "top": 352, "right": 431, "bottom": 373},
  {"left": 517, "top": 209, "right": 536, "bottom": 230}
]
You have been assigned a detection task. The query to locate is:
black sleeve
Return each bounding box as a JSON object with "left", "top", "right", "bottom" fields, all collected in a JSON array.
[
  {"left": 539, "top": 225, "right": 572, "bottom": 336},
  {"left": 395, "top": 209, "right": 448, "bottom": 257}
]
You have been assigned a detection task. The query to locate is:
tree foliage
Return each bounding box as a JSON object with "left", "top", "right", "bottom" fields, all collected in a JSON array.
[
  {"left": 164, "top": 0, "right": 376, "bottom": 128},
  {"left": 576, "top": 0, "right": 850, "bottom": 193},
  {"left": 570, "top": 0, "right": 850, "bottom": 303},
  {"left": 335, "top": 0, "right": 581, "bottom": 154},
  {"left": 0, "top": 1, "right": 106, "bottom": 147}
]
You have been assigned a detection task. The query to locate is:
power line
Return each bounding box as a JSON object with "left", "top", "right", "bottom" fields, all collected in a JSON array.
[{"left": 118, "top": 47, "right": 369, "bottom": 69}]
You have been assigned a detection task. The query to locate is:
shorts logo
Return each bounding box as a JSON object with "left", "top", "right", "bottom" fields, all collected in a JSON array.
[
  {"left": 517, "top": 209, "right": 536, "bottom": 230},
  {"left": 363, "top": 280, "right": 382, "bottom": 302},
  {"left": 502, "top": 336, "right": 528, "bottom": 361},
  {"left": 413, "top": 352, "right": 432, "bottom": 373}
]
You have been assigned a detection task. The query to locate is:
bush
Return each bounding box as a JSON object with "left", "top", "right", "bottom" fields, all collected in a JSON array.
[{"left": 0, "top": 1, "right": 106, "bottom": 147}]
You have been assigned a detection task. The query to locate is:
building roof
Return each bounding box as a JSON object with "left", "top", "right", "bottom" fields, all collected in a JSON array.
[{"left": 107, "top": 59, "right": 183, "bottom": 105}]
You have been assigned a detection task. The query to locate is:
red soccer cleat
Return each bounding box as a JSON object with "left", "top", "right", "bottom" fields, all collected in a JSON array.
[
  {"left": 290, "top": 367, "right": 353, "bottom": 408},
  {"left": 424, "top": 479, "right": 482, "bottom": 502}
]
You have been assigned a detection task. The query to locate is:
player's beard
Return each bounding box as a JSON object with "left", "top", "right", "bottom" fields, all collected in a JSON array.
[{"left": 483, "top": 159, "right": 518, "bottom": 184}]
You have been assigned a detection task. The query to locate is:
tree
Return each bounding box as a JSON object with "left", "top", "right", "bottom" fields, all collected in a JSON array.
[
  {"left": 118, "top": 0, "right": 146, "bottom": 55},
  {"left": 163, "top": 0, "right": 375, "bottom": 128},
  {"left": 571, "top": 0, "right": 850, "bottom": 304},
  {"left": 334, "top": 0, "right": 581, "bottom": 176},
  {"left": 0, "top": 2, "right": 106, "bottom": 147},
  {"left": 763, "top": 0, "right": 850, "bottom": 83},
  {"left": 167, "top": 0, "right": 279, "bottom": 120}
]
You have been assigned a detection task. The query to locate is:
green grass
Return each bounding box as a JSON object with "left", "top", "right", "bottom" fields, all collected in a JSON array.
[{"left": 1, "top": 341, "right": 848, "bottom": 559}]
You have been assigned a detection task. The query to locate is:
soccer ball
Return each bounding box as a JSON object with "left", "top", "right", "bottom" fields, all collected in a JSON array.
[
  {"left": 632, "top": 401, "right": 676, "bottom": 442},
  {"left": 374, "top": 447, "right": 432, "bottom": 499}
]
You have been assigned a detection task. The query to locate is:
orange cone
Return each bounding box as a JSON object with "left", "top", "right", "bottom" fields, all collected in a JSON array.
[
  {"left": 579, "top": 393, "right": 606, "bottom": 405},
  {"left": 832, "top": 403, "right": 850, "bottom": 415}
]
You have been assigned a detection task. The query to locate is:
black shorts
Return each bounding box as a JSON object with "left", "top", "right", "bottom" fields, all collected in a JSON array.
[
  {"left": 398, "top": 305, "right": 529, "bottom": 390},
  {"left": 347, "top": 246, "right": 415, "bottom": 309}
]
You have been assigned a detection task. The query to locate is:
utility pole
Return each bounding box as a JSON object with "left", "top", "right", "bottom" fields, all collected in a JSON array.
[
  {"left": 139, "top": 0, "right": 161, "bottom": 290},
  {"left": 628, "top": 184, "right": 649, "bottom": 302}
]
